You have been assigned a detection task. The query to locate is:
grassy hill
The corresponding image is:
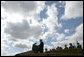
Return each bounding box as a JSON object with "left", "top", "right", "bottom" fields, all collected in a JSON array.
[{"left": 15, "top": 49, "right": 83, "bottom": 56}]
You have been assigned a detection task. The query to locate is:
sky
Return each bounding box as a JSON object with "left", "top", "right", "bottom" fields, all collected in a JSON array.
[{"left": 1, "top": 1, "right": 83, "bottom": 56}]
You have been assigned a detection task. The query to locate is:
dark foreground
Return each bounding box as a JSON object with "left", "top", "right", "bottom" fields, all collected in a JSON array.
[{"left": 15, "top": 49, "right": 83, "bottom": 56}]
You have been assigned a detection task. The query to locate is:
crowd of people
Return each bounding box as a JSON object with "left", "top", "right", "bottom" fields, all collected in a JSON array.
[
  {"left": 56, "top": 42, "right": 82, "bottom": 50},
  {"left": 32, "top": 39, "right": 82, "bottom": 53},
  {"left": 49, "top": 41, "right": 82, "bottom": 52}
]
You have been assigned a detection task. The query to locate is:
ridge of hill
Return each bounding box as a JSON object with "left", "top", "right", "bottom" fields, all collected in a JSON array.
[{"left": 15, "top": 49, "right": 83, "bottom": 56}]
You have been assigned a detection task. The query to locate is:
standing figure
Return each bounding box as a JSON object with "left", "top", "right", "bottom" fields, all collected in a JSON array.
[
  {"left": 64, "top": 45, "right": 68, "bottom": 50},
  {"left": 45, "top": 48, "right": 48, "bottom": 52},
  {"left": 77, "top": 41, "right": 82, "bottom": 49},
  {"left": 38, "top": 39, "right": 44, "bottom": 53},
  {"left": 69, "top": 43, "right": 74, "bottom": 49}
]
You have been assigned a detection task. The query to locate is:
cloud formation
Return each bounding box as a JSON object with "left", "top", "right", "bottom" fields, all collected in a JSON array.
[
  {"left": 1, "top": 1, "right": 83, "bottom": 56},
  {"left": 1, "top": 1, "right": 46, "bottom": 56},
  {"left": 42, "top": 3, "right": 60, "bottom": 32},
  {"left": 61, "top": 1, "right": 83, "bottom": 19},
  {"left": 66, "top": 23, "right": 83, "bottom": 43},
  {"left": 51, "top": 23, "right": 83, "bottom": 48},
  {"left": 1, "top": 1, "right": 45, "bottom": 19},
  {"left": 4, "top": 19, "right": 43, "bottom": 41},
  {"left": 1, "top": 1, "right": 45, "bottom": 41},
  {"left": 15, "top": 44, "right": 28, "bottom": 49},
  {"left": 1, "top": 1, "right": 36, "bottom": 16}
]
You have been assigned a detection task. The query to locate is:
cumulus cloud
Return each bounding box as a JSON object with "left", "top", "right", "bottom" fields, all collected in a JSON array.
[
  {"left": 1, "top": 1, "right": 46, "bottom": 56},
  {"left": 1, "top": 1, "right": 45, "bottom": 41},
  {"left": 61, "top": 1, "right": 83, "bottom": 19},
  {"left": 40, "top": 3, "right": 63, "bottom": 41},
  {"left": 51, "top": 40, "right": 68, "bottom": 49},
  {"left": 1, "top": 1, "right": 36, "bottom": 16},
  {"left": 66, "top": 23, "right": 83, "bottom": 43},
  {"left": 42, "top": 3, "right": 58, "bottom": 32},
  {"left": 50, "top": 32, "right": 65, "bottom": 41},
  {"left": 44, "top": 44, "right": 53, "bottom": 51},
  {"left": 1, "top": 1, "right": 45, "bottom": 19},
  {"left": 51, "top": 23, "right": 83, "bottom": 48},
  {"left": 56, "top": 33, "right": 65, "bottom": 41},
  {"left": 4, "top": 19, "right": 43, "bottom": 41},
  {"left": 1, "top": 1, "right": 83, "bottom": 56}
]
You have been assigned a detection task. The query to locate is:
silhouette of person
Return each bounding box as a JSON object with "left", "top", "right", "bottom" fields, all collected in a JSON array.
[
  {"left": 64, "top": 45, "right": 68, "bottom": 50},
  {"left": 32, "top": 43, "right": 37, "bottom": 53},
  {"left": 77, "top": 41, "right": 82, "bottom": 49},
  {"left": 45, "top": 48, "right": 48, "bottom": 52},
  {"left": 69, "top": 43, "right": 74, "bottom": 49},
  {"left": 38, "top": 39, "right": 44, "bottom": 53}
]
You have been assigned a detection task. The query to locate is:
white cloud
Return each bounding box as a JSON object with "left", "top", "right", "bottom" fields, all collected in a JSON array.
[
  {"left": 39, "top": 3, "right": 58, "bottom": 41},
  {"left": 64, "top": 29, "right": 70, "bottom": 33},
  {"left": 41, "top": 3, "right": 62, "bottom": 40},
  {"left": 56, "top": 33, "right": 65, "bottom": 41},
  {"left": 1, "top": 42, "right": 9, "bottom": 55},
  {"left": 65, "top": 23, "right": 83, "bottom": 43},
  {"left": 1, "top": 1, "right": 36, "bottom": 16},
  {"left": 1, "top": 39, "right": 14, "bottom": 56},
  {"left": 1, "top": 1, "right": 83, "bottom": 56},
  {"left": 42, "top": 3, "right": 58, "bottom": 32},
  {"left": 1, "top": 1, "right": 45, "bottom": 41},
  {"left": 44, "top": 45, "right": 53, "bottom": 51},
  {"left": 1, "top": 20, "right": 42, "bottom": 55},
  {"left": 49, "top": 32, "right": 65, "bottom": 42},
  {"left": 1, "top": 45, "right": 10, "bottom": 56},
  {"left": 51, "top": 40, "right": 68, "bottom": 49},
  {"left": 61, "top": 1, "right": 83, "bottom": 19},
  {"left": 40, "top": 3, "right": 63, "bottom": 43},
  {"left": 1, "top": 1, "right": 45, "bottom": 19},
  {"left": 1, "top": 1, "right": 46, "bottom": 56},
  {"left": 51, "top": 23, "right": 83, "bottom": 49}
]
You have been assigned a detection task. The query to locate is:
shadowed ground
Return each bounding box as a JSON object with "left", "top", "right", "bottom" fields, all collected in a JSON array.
[{"left": 15, "top": 49, "right": 83, "bottom": 56}]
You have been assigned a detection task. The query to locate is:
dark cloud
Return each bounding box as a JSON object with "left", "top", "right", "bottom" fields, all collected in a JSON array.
[
  {"left": 15, "top": 43, "right": 28, "bottom": 49},
  {"left": 4, "top": 19, "right": 43, "bottom": 40},
  {"left": 1, "top": 1, "right": 36, "bottom": 15}
]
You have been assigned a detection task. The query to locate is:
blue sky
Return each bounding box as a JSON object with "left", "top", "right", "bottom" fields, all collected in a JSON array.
[{"left": 1, "top": 1, "right": 83, "bottom": 56}]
